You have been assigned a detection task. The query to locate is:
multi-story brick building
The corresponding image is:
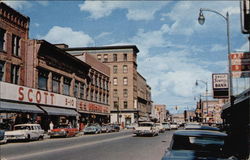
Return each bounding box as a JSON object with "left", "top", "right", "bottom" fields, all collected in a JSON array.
[
  {"left": 152, "top": 104, "right": 167, "bottom": 123},
  {"left": 64, "top": 45, "right": 152, "bottom": 126},
  {"left": 0, "top": 2, "right": 29, "bottom": 85}
]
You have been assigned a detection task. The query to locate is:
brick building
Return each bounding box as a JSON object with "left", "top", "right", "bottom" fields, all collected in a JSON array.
[
  {"left": 63, "top": 45, "right": 152, "bottom": 126},
  {"left": 152, "top": 104, "right": 167, "bottom": 123}
]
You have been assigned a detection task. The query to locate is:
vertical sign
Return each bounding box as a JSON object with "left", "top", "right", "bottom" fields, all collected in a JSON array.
[
  {"left": 212, "top": 73, "right": 229, "bottom": 99},
  {"left": 230, "top": 52, "right": 250, "bottom": 78}
]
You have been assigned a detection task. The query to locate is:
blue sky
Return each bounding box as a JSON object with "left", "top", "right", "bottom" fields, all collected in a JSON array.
[{"left": 4, "top": 1, "right": 249, "bottom": 114}]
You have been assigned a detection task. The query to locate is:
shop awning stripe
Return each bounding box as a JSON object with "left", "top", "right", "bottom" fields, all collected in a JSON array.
[
  {"left": 39, "top": 105, "right": 79, "bottom": 116},
  {"left": 0, "top": 101, "right": 44, "bottom": 113}
]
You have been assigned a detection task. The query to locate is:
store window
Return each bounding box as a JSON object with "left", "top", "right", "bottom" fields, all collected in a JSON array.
[
  {"left": 52, "top": 74, "right": 60, "bottom": 93},
  {"left": 11, "top": 64, "right": 19, "bottom": 84},
  {"left": 113, "top": 77, "right": 118, "bottom": 86},
  {"left": 123, "top": 89, "right": 128, "bottom": 98},
  {"left": 0, "top": 28, "right": 6, "bottom": 51},
  {"left": 124, "top": 101, "right": 128, "bottom": 109},
  {"left": 63, "top": 77, "right": 71, "bottom": 96},
  {"left": 38, "top": 70, "right": 48, "bottom": 90},
  {"left": 0, "top": 61, "right": 5, "bottom": 81},
  {"left": 123, "top": 77, "right": 128, "bottom": 85},
  {"left": 123, "top": 53, "right": 127, "bottom": 61},
  {"left": 123, "top": 65, "right": 128, "bottom": 73},
  {"left": 113, "top": 54, "right": 117, "bottom": 62},
  {"left": 113, "top": 65, "right": 118, "bottom": 74},
  {"left": 104, "top": 54, "right": 108, "bottom": 62},
  {"left": 12, "top": 34, "right": 20, "bottom": 57}
]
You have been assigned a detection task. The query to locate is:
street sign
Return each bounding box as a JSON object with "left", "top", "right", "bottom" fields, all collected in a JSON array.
[
  {"left": 230, "top": 52, "right": 250, "bottom": 78},
  {"left": 212, "top": 73, "right": 229, "bottom": 99}
]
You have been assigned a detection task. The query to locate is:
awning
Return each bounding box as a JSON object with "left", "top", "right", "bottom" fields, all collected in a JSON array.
[
  {"left": 39, "top": 105, "right": 78, "bottom": 116},
  {"left": 0, "top": 101, "right": 44, "bottom": 114}
]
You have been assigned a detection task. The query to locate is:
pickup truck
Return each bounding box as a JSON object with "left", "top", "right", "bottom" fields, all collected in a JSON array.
[{"left": 134, "top": 122, "right": 159, "bottom": 136}]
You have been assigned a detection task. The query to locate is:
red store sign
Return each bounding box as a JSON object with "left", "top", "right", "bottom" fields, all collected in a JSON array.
[
  {"left": 77, "top": 100, "right": 109, "bottom": 114},
  {"left": 0, "top": 82, "right": 76, "bottom": 109}
]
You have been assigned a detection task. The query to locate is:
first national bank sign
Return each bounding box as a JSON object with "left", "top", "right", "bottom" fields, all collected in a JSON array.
[{"left": 0, "top": 82, "right": 76, "bottom": 109}]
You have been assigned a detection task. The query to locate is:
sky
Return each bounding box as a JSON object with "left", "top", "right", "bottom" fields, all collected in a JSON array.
[{"left": 3, "top": 1, "right": 249, "bottom": 114}]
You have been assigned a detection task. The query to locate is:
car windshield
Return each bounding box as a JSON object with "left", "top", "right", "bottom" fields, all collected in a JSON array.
[
  {"left": 139, "top": 123, "right": 153, "bottom": 127},
  {"left": 172, "top": 135, "right": 225, "bottom": 152},
  {"left": 14, "top": 126, "right": 30, "bottom": 130}
]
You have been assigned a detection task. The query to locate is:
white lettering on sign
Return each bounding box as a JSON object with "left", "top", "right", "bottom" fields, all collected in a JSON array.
[
  {"left": 0, "top": 81, "right": 76, "bottom": 109},
  {"left": 212, "top": 74, "right": 228, "bottom": 89}
]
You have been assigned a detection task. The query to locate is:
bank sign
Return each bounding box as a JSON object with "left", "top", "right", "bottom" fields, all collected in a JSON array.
[
  {"left": 212, "top": 73, "right": 229, "bottom": 99},
  {"left": 0, "top": 82, "right": 76, "bottom": 109}
]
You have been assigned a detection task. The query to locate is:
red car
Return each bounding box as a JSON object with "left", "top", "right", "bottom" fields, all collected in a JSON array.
[{"left": 49, "top": 124, "right": 79, "bottom": 138}]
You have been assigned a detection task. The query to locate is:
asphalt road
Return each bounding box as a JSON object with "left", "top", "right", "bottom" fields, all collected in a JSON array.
[{"left": 0, "top": 130, "right": 175, "bottom": 160}]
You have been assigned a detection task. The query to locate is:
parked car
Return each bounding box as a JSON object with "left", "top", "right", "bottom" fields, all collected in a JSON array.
[
  {"left": 111, "top": 124, "right": 120, "bottom": 132},
  {"left": 170, "top": 123, "right": 179, "bottom": 129},
  {"left": 134, "top": 122, "right": 159, "bottom": 136},
  {"left": 5, "top": 124, "right": 44, "bottom": 141},
  {"left": 125, "top": 123, "right": 138, "bottom": 129},
  {"left": 84, "top": 124, "right": 102, "bottom": 134},
  {"left": 0, "top": 130, "right": 7, "bottom": 144},
  {"left": 101, "top": 124, "right": 112, "bottom": 133},
  {"left": 185, "top": 124, "right": 220, "bottom": 131},
  {"left": 161, "top": 130, "right": 231, "bottom": 160},
  {"left": 49, "top": 124, "right": 79, "bottom": 138},
  {"left": 155, "top": 123, "right": 165, "bottom": 133},
  {"left": 162, "top": 122, "right": 171, "bottom": 131}
]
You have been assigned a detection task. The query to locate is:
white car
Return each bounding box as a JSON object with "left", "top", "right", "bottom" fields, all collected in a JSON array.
[
  {"left": 162, "top": 122, "right": 171, "bottom": 131},
  {"left": 5, "top": 124, "right": 44, "bottom": 141},
  {"left": 170, "top": 123, "right": 179, "bottom": 129},
  {"left": 155, "top": 123, "right": 165, "bottom": 133},
  {"left": 134, "top": 122, "right": 159, "bottom": 136}
]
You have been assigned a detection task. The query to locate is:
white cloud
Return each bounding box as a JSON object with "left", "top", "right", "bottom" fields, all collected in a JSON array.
[
  {"left": 38, "top": 26, "right": 94, "bottom": 47},
  {"left": 79, "top": 1, "right": 169, "bottom": 21},
  {"left": 210, "top": 44, "right": 227, "bottom": 52},
  {"left": 2, "top": 1, "right": 31, "bottom": 9}
]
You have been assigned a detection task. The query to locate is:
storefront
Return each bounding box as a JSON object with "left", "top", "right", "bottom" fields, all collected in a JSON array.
[
  {"left": 77, "top": 99, "right": 110, "bottom": 130},
  {"left": 0, "top": 81, "right": 78, "bottom": 131}
]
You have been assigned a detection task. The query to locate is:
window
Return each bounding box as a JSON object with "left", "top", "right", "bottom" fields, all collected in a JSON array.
[
  {"left": 114, "top": 101, "right": 118, "bottom": 109},
  {"left": 0, "top": 61, "right": 5, "bottom": 81},
  {"left": 123, "top": 53, "right": 127, "bottom": 61},
  {"left": 52, "top": 74, "right": 60, "bottom": 93},
  {"left": 0, "top": 28, "right": 6, "bottom": 51},
  {"left": 95, "top": 91, "right": 98, "bottom": 101},
  {"left": 123, "top": 77, "right": 128, "bottom": 85},
  {"left": 80, "top": 83, "right": 85, "bottom": 99},
  {"left": 74, "top": 81, "right": 79, "bottom": 98},
  {"left": 11, "top": 64, "right": 19, "bottom": 84},
  {"left": 113, "top": 77, "right": 118, "bottom": 85},
  {"left": 124, "top": 101, "right": 128, "bottom": 109},
  {"left": 38, "top": 70, "right": 48, "bottom": 90},
  {"left": 113, "top": 54, "right": 117, "bottom": 61},
  {"left": 99, "top": 93, "right": 102, "bottom": 102},
  {"left": 113, "top": 65, "right": 118, "bottom": 74},
  {"left": 104, "top": 54, "right": 108, "bottom": 62},
  {"left": 95, "top": 75, "right": 98, "bottom": 86},
  {"left": 63, "top": 77, "right": 71, "bottom": 96},
  {"left": 123, "top": 65, "right": 128, "bottom": 73},
  {"left": 97, "top": 54, "right": 102, "bottom": 61},
  {"left": 103, "top": 94, "right": 105, "bottom": 103},
  {"left": 12, "top": 34, "right": 20, "bottom": 56},
  {"left": 123, "top": 89, "right": 128, "bottom": 98},
  {"left": 90, "top": 90, "right": 93, "bottom": 101},
  {"left": 113, "top": 89, "right": 118, "bottom": 97}
]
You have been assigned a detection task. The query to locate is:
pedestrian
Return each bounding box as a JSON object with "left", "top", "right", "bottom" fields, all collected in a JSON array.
[{"left": 49, "top": 121, "right": 54, "bottom": 131}]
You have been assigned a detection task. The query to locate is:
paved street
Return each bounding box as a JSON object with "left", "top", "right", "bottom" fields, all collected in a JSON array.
[{"left": 0, "top": 130, "right": 174, "bottom": 160}]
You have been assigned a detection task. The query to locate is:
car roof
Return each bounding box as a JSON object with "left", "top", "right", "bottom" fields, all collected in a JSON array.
[
  {"left": 174, "top": 130, "right": 227, "bottom": 137},
  {"left": 139, "top": 122, "right": 154, "bottom": 124}
]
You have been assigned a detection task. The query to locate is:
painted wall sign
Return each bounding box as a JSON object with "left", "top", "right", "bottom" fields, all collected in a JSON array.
[
  {"left": 0, "top": 81, "right": 76, "bottom": 109},
  {"left": 77, "top": 99, "right": 110, "bottom": 114}
]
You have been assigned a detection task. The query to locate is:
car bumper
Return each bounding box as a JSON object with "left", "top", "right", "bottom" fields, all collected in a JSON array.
[
  {"left": 6, "top": 135, "right": 27, "bottom": 140},
  {"left": 134, "top": 130, "right": 155, "bottom": 135},
  {"left": 50, "top": 132, "right": 67, "bottom": 137}
]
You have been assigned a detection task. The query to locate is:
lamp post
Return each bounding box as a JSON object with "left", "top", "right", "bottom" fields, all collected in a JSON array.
[
  {"left": 198, "top": 8, "right": 233, "bottom": 103},
  {"left": 195, "top": 80, "right": 208, "bottom": 123}
]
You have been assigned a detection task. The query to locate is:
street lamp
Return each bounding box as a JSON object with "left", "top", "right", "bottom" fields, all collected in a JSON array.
[
  {"left": 198, "top": 8, "right": 233, "bottom": 103},
  {"left": 195, "top": 80, "right": 208, "bottom": 122}
]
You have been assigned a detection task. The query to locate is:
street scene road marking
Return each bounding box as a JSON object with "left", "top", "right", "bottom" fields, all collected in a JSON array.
[{"left": 5, "top": 134, "right": 132, "bottom": 160}]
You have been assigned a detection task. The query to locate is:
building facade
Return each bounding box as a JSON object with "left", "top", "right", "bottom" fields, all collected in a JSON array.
[
  {"left": 64, "top": 45, "right": 152, "bottom": 127},
  {"left": 152, "top": 105, "right": 167, "bottom": 123}
]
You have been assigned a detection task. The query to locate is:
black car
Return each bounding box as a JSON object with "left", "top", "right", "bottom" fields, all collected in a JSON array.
[{"left": 161, "top": 130, "right": 234, "bottom": 160}]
